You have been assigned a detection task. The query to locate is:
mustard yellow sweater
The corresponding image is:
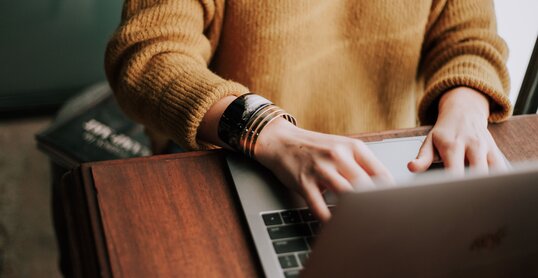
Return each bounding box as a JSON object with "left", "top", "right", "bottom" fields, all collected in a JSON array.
[{"left": 105, "top": 0, "right": 511, "bottom": 150}]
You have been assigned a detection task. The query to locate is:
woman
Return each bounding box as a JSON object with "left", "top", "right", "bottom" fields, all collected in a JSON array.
[{"left": 105, "top": 0, "right": 512, "bottom": 221}]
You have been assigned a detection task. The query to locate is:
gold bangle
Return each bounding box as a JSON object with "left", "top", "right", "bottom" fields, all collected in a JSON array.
[
  {"left": 240, "top": 105, "right": 281, "bottom": 155},
  {"left": 245, "top": 108, "right": 285, "bottom": 157},
  {"left": 238, "top": 104, "right": 296, "bottom": 158},
  {"left": 248, "top": 110, "right": 291, "bottom": 158}
]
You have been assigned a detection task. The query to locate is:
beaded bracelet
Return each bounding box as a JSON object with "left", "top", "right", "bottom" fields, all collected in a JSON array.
[{"left": 217, "top": 93, "right": 296, "bottom": 157}]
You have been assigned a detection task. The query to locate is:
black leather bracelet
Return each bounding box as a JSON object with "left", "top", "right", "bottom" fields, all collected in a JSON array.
[{"left": 218, "top": 93, "right": 272, "bottom": 151}]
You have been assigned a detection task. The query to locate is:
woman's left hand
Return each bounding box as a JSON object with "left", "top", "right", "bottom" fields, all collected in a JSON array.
[{"left": 408, "top": 87, "right": 508, "bottom": 175}]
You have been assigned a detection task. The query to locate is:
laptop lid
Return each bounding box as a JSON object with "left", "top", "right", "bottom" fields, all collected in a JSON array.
[{"left": 302, "top": 163, "right": 538, "bottom": 278}]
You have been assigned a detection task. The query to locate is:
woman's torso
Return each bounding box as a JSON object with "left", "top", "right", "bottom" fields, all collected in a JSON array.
[{"left": 210, "top": 0, "right": 433, "bottom": 134}]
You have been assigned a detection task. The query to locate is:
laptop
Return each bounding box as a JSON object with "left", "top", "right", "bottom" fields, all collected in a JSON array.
[
  {"left": 302, "top": 163, "right": 538, "bottom": 278},
  {"left": 226, "top": 136, "right": 538, "bottom": 277}
]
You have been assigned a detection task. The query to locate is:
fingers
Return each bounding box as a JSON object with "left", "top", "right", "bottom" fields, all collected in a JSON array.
[
  {"left": 466, "top": 144, "right": 488, "bottom": 174},
  {"left": 351, "top": 141, "right": 394, "bottom": 184},
  {"left": 328, "top": 149, "right": 377, "bottom": 190},
  {"left": 314, "top": 164, "right": 355, "bottom": 193},
  {"left": 437, "top": 139, "right": 465, "bottom": 176},
  {"left": 430, "top": 127, "right": 506, "bottom": 176},
  {"left": 346, "top": 166, "right": 376, "bottom": 191},
  {"left": 408, "top": 134, "right": 434, "bottom": 173},
  {"left": 302, "top": 183, "right": 331, "bottom": 222},
  {"left": 487, "top": 148, "right": 509, "bottom": 172},
  {"left": 304, "top": 140, "right": 387, "bottom": 221}
]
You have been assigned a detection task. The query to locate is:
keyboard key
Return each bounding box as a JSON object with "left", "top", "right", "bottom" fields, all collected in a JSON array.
[
  {"left": 278, "top": 254, "right": 299, "bottom": 269},
  {"left": 297, "top": 252, "right": 309, "bottom": 266},
  {"left": 273, "top": 238, "right": 308, "bottom": 254},
  {"left": 309, "top": 221, "right": 321, "bottom": 235},
  {"left": 284, "top": 270, "right": 300, "bottom": 278},
  {"left": 267, "top": 224, "right": 311, "bottom": 240},
  {"left": 262, "top": 213, "right": 282, "bottom": 226},
  {"left": 280, "top": 210, "right": 301, "bottom": 224},
  {"left": 299, "top": 209, "right": 316, "bottom": 222}
]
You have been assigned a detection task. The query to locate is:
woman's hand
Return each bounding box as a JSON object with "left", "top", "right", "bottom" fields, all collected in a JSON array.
[
  {"left": 408, "top": 87, "right": 508, "bottom": 175},
  {"left": 254, "top": 118, "right": 393, "bottom": 222},
  {"left": 198, "top": 96, "right": 392, "bottom": 221}
]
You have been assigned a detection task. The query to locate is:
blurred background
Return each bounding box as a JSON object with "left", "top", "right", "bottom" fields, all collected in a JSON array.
[
  {"left": 0, "top": 0, "right": 122, "bottom": 113},
  {"left": 0, "top": 0, "right": 122, "bottom": 277},
  {"left": 0, "top": 0, "right": 536, "bottom": 277}
]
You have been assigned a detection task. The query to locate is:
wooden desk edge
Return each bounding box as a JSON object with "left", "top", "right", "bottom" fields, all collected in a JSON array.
[
  {"left": 79, "top": 114, "right": 538, "bottom": 169},
  {"left": 62, "top": 166, "right": 113, "bottom": 278}
]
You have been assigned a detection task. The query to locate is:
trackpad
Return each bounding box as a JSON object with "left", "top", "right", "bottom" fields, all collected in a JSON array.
[{"left": 366, "top": 136, "right": 425, "bottom": 183}]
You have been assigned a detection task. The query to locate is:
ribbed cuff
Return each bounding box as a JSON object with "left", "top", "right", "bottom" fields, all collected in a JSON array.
[
  {"left": 158, "top": 67, "right": 250, "bottom": 150},
  {"left": 419, "top": 55, "right": 512, "bottom": 124}
]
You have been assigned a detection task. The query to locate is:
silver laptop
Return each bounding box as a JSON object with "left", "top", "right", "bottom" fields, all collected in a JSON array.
[
  {"left": 302, "top": 163, "right": 538, "bottom": 278},
  {"left": 226, "top": 137, "right": 538, "bottom": 277}
]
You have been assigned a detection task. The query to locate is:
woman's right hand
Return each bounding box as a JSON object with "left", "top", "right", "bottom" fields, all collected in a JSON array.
[
  {"left": 254, "top": 118, "right": 394, "bottom": 222},
  {"left": 197, "top": 96, "right": 393, "bottom": 222}
]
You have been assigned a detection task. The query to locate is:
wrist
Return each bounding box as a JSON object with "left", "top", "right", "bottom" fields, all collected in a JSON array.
[
  {"left": 198, "top": 96, "right": 237, "bottom": 148},
  {"left": 438, "top": 87, "right": 490, "bottom": 120},
  {"left": 216, "top": 93, "right": 297, "bottom": 157},
  {"left": 255, "top": 117, "right": 298, "bottom": 160}
]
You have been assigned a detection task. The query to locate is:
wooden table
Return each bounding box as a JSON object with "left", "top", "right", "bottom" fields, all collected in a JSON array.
[{"left": 61, "top": 115, "right": 538, "bottom": 277}]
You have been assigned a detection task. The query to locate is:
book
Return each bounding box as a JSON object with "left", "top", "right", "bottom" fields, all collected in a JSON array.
[{"left": 36, "top": 82, "right": 152, "bottom": 169}]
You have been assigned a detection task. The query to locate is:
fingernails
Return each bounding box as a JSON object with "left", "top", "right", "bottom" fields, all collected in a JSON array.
[{"left": 408, "top": 161, "right": 419, "bottom": 172}]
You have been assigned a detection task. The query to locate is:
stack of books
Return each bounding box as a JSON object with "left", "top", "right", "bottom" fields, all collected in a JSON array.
[{"left": 36, "top": 82, "right": 152, "bottom": 170}]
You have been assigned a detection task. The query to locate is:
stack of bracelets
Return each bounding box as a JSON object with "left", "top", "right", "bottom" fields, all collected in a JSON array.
[{"left": 218, "top": 93, "right": 297, "bottom": 158}]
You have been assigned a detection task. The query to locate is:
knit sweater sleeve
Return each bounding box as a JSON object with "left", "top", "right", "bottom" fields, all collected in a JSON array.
[
  {"left": 105, "top": 0, "right": 249, "bottom": 150},
  {"left": 418, "top": 0, "right": 512, "bottom": 124}
]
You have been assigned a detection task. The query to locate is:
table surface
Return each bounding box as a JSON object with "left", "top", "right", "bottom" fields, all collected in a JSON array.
[{"left": 64, "top": 115, "right": 538, "bottom": 277}]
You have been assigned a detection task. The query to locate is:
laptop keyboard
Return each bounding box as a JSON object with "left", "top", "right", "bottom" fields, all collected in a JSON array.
[{"left": 261, "top": 207, "right": 331, "bottom": 278}]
